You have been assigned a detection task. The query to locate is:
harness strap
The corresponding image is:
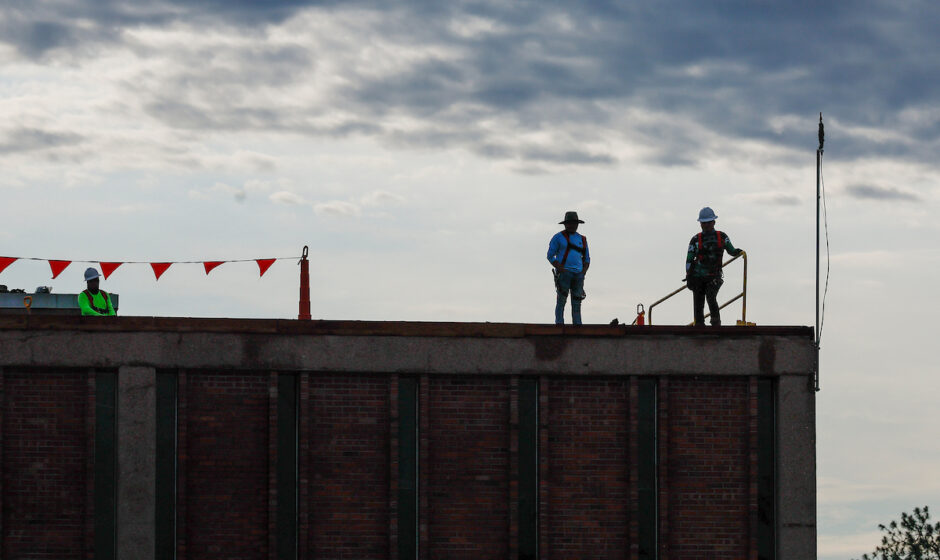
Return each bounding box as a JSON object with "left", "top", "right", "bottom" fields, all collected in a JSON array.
[
  {"left": 83, "top": 289, "right": 110, "bottom": 314},
  {"left": 559, "top": 232, "right": 586, "bottom": 267},
  {"left": 696, "top": 231, "right": 724, "bottom": 273},
  {"left": 697, "top": 231, "right": 723, "bottom": 254}
]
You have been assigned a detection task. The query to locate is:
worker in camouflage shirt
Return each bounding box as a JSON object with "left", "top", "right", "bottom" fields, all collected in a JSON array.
[{"left": 685, "top": 207, "right": 744, "bottom": 326}]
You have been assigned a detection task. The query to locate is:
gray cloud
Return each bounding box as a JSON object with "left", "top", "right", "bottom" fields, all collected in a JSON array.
[
  {"left": 0, "top": 0, "right": 332, "bottom": 58},
  {"left": 6, "top": 0, "right": 940, "bottom": 171},
  {"left": 745, "top": 193, "right": 803, "bottom": 207},
  {"left": 845, "top": 184, "right": 922, "bottom": 202},
  {"left": 764, "top": 194, "right": 802, "bottom": 206},
  {"left": 0, "top": 128, "right": 85, "bottom": 155}
]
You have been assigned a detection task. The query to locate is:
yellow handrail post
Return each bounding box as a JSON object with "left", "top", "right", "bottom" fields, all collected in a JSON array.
[
  {"left": 646, "top": 251, "right": 749, "bottom": 326},
  {"left": 741, "top": 251, "right": 747, "bottom": 324}
]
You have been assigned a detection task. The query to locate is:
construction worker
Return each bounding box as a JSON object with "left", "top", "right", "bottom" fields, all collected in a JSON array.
[
  {"left": 78, "top": 267, "right": 116, "bottom": 316},
  {"left": 547, "top": 211, "right": 590, "bottom": 325},
  {"left": 685, "top": 207, "right": 743, "bottom": 326}
]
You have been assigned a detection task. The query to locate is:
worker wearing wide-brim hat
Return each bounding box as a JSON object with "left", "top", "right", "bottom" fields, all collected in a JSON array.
[
  {"left": 685, "top": 207, "right": 743, "bottom": 326},
  {"left": 77, "top": 267, "right": 116, "bottom": 316},
  {"left": 547, "top": 211, "right": 590, "bottom": 325}
]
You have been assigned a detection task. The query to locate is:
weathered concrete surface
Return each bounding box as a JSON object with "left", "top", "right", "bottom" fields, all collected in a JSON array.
[
  {"left": 117, "top": 366, "right": 156, "bottom": 560},
  {"left": 778, "top": 373, "right": 817, "bottom": 560},
  {"left": 0, "top": 317, "right": 816, "bottom": 376}
]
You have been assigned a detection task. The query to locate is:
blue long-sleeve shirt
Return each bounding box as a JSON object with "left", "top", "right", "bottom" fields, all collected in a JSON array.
[{"left": 547, "top": 231, "right": 590, "bottom": 273}]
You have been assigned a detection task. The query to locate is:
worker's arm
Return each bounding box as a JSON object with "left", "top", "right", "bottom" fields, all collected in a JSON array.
[
  {"left": 106, "top": 293, "right": 117, "bottom": 316},
  {"left": 581, "top": 234, "right": 590, "bottom": 274},
  {"left": 547, "top": 233, "right": 563, "bottom": 269},
  {"left": 685, "top": 237, "right": 697, "bottom": 278},
  {"left": 77, "top": 292, "right": 105, "bottom": 316},
  {"left": 723, "top": 233, "right": 744, "bottom": 257}
]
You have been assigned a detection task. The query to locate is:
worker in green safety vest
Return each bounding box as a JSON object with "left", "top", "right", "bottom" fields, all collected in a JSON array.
[{"left": 78, "top": 267, "right": 116, "bottom": 316}]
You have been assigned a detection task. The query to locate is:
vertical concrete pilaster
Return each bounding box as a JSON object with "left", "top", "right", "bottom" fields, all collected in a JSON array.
[
  {"left": 777, "top": 375, "right": 816, "bottom": 560},
  {"left": 0, "top": 367, "right": 4, "bottom": 547},
  {"left": 117, "top": 366, "right": 156, "bottom": 560}
]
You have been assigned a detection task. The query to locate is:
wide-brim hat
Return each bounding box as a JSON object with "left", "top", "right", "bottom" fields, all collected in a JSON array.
[
  {"left": 559, "top": 211, "right": 585, "bottom": 224},
  {"left": 84, "top": 267, "right": 101, "bottom": 282}
]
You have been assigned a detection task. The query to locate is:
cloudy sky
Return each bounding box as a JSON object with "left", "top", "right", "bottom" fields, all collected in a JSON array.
[{"left": 1, "top": 1, "right": 938, "bottom": 557}]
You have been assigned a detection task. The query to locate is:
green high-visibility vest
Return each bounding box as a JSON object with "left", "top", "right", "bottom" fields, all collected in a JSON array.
[{"left": 78, "top": 289, "right": 116, "bottom": 316}]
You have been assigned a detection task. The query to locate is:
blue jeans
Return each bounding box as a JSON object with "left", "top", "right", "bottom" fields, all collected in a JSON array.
[{"left": 554, "top": 270, "right": 585, "bottom": 325}]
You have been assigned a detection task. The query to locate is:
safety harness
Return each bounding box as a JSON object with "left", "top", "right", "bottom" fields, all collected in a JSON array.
[
  {"left": 558, "top": 231, "right": 588, "bottom": 268},
  {"left": 82, "top": 289, "right": 111, "bottom": 315},
  {"left": 696, "top": 230, "right": 724, "bottom": 275}
]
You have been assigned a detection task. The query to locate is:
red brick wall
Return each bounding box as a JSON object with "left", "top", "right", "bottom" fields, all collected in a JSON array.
[
  {"left": 1, "top": 370, "right": 91, "bottom": 559},
  {"left": 546, "top": 379, "right": 630, "bottom": 560},
  {"left": 0, "top": 368, "right": 767, "bottom": 559},
  {"left": 427, "top": 377, "right": 510, "bottom": 560},
  {"left": 181, "top": 372, "right": 270, "bottom": 560},
  {"left": 304, "top": 374, "right": 390, "bottom": 559},
  {"left": 661, "top": 377, "right": 751, "bottom": 559}
]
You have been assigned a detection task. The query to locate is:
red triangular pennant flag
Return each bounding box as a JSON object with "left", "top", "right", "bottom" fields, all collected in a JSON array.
[
  {"left": 150, "top": 262, "right": 172, "bottom": 280},
  {"left": 0, "top": 257, "right": 16, "bottom": 275},
  {"left": 203, "top": 261, "right": 225, "bottom": 275},
  {"left": 100, "top": 262, "right": 123, "bottom": 280},
  {"left": 49, "top": 260, "right": 72, "bottom": 279},
  {"left": 256, "top": 258, "right": 276, "bottom": 277}
]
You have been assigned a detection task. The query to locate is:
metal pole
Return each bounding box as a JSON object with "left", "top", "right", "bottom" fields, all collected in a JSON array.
[{"left": 815, "top": 113, "right": 824, "bottom": 391}]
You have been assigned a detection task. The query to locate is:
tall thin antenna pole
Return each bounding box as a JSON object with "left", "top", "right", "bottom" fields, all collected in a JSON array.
[{"left": 815, "top": 113, "right": 824, "bottom": 391}]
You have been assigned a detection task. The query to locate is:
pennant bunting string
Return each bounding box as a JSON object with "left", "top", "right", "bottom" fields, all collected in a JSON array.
[
  {"left": 203, "top": 261, "right": 224, "bottom": 275},
  {"left": 0, "top": 257, "right": 16, "bottom": 275},
  {"left": 100, "top": 262, "right": 123, "bottom": 280},
  {"left": 150, "top": 263, "right": 172, "bottom": 281},
  {"left": 49, "top": 260, "right": 72, "bottom": 279},
  {"left": 0, "top": 254, "right": 298, "bottom": 280},
  {"left": 256, "top": 258, "right": 276, "bottom": 277}
]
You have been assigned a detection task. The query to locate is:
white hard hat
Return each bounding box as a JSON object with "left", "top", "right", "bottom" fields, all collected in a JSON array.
[
  {"left": 697, "top": 207, "right": 718, "bottom": 222},
  {"left": 84, "top": 267, "right": 101, "bottom": 282}
]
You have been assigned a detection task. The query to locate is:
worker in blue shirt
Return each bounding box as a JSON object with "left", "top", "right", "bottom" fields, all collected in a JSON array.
[{"left": 547, "top": 211, "right": 590, "bottom": 325}]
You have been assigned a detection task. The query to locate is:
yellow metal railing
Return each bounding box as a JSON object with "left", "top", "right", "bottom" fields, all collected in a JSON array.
[{"left": 647, "top": 252, "right": 749, "bottom": 326}]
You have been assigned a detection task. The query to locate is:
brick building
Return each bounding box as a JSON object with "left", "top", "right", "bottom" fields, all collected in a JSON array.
[{"left": 0, "top": 316, "right": 816, "bottom": 559}]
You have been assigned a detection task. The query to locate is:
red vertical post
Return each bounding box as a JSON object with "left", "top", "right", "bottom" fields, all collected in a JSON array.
[{"left": 298, "top": 246, "right": 311, "bottom": 320}]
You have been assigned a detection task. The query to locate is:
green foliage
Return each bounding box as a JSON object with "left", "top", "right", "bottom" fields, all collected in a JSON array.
[{"left": 854, "top": 506, "right": 940, "bottom": 560}]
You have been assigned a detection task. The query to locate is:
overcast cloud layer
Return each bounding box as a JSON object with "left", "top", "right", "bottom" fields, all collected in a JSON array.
[
  {"left": 2, "top": 3, "right": 939, "bottom": 559},
  {"left": 4, "top": 1, "right": 940, "bottom": 174}
]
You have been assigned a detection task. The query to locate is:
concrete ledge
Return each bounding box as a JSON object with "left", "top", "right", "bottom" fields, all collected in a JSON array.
[
  {"left": 0, "top": 318, "right": 815, "bottom": 376},
  {"left": 0, "top": 315, "right": 813, "bottom": 337}
]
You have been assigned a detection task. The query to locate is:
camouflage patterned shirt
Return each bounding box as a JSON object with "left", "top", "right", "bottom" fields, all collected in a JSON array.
[{"left": 686, "top": 230, "right": 742, "bottom": 278}]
